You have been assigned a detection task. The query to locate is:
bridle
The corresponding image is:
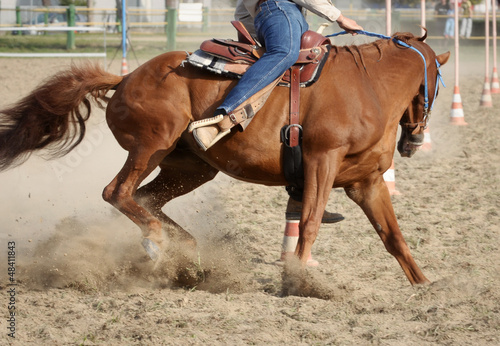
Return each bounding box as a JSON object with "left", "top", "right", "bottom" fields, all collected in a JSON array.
[
  {"left": 396, "top": 40, "right": 445, "bottom": 134},
  {"left": 327, "top": 30, "right": 446, "bottom": 135}
]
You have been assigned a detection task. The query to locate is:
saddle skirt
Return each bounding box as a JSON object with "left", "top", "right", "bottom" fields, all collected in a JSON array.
[{"left": 187, "top": 21, "right": 331, "bottom": 87}]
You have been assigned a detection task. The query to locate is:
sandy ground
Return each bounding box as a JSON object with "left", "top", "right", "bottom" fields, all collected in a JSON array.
[{"left": 0, "top": 39, "right": 499, "bottom": 345}]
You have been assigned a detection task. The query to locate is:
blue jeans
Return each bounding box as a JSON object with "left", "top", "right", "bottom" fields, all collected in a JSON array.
[
  {"left": 444, "top": 18, "right": 454, "bottom": 37},
  {"left": 218, "top": 0, "right": 308, "bottom": 114}
]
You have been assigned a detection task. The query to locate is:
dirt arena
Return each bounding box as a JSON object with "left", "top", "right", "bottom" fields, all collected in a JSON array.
[{"left": 0, "top": 39, "right": 499, "bottom": 345}]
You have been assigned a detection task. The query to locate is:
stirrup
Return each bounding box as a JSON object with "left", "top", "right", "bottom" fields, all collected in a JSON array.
[
  {"left": 188, "top": 114, "right": 224, "bottom": 133},
  {"left": 192, "top": 128, "right": 231, "bottom": 151}
]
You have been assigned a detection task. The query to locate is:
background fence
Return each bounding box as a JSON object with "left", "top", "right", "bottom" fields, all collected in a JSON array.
[
  {"left": 1, "top": 5, "right": 499, "bottom": 34},
  {"left": 0, "top": 4, "right": 498, "bottom": 53}
]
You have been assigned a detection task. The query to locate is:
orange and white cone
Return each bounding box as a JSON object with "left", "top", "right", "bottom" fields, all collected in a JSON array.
[
  {"left": 491, "top": 67, "right": 500, "bottom": 94},
  {"left": 480, "top": 76, "right": 493, "bottom": 107},
  {"left": 383, "top": 160, "right": 401, "bottom": 195},
  {"left": 120, "top": 57, "right": 129, "bottom": 76},
  {"left": 420, "top": 126, "right": 432, "bottom": 152},
  {"left": 279, "top": 220, "right": 318, "bottom": 267},
  {"left": 450, "top": 85, "right": 467, "bottom": 125}
]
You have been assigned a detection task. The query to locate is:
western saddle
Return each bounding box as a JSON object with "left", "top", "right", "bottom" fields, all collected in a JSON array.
[{"left": 190, "top": 21, "right": 331, "bottom": 147}]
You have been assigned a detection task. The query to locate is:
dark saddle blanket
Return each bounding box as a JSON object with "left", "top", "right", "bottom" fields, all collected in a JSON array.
[{"left": 187, "top": 21, "right": 331, "bottom": 87}]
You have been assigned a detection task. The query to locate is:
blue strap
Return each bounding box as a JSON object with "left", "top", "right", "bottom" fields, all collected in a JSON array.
[
  {"left": 394, "top": 40, "right": 430, "bottom": 111},
  {"left": 326, "top": 30, "right": 391, "bottom": 40},
  {"left": 433, "top": 61, "right": 446, "bottom": 110}
]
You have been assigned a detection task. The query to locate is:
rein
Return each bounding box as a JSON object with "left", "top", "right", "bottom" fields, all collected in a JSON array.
[{"left": 326, "top": 31, "right": 446, "bottom": 131}]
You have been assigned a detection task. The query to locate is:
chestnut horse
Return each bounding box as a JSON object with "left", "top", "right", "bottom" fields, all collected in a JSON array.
[{"left": 0, "top": 32, "right": 449, "bottom": 285}]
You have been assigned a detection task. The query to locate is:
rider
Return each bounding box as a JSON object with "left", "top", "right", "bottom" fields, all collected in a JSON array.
[{"left": 192, "top": 0, "right": 363, "bottom": 150}]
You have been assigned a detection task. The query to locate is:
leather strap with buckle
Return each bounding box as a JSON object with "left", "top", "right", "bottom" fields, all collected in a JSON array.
[{"left": 289, "top": 65, "right": 301, "bottom": 147}]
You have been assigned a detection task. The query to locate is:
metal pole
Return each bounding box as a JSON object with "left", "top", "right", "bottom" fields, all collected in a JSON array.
[
  {"left": 122, "top": 0, "right": 127, "bottom": 61},
  {"left": 492, "top": 0, "right": 497, "bottom": 69},
  {"left": 104, "top": 25, "right": 107, "bottom": 71},
  {"left": 421, "top": 0, "right": 426, "bottom": 37},
  {"left": 491, "top": 0, "right": 499, "bottom": 93},
  {"left": 479, "top": 0, "right": 493, "bottom": 106},
  {"left": 166, "top": 5, "right": 177, "bottom": 51},
  {"left": 454, "top": 0, "right": 459, "bottom": 88},
  {"left": 450, "top": 0, "right": 466, "bottom": 124},
  {"left": 66, "top": 4, "right": 76, "bottom": 50},
  {"left": 485, "top": 0, "right": 490, "bottom": 79},
  {"left": 202, "top": 6, "right": 208, "bottom": 33},
  {"left": 15, "top": 6, "right": 21, "bottom": 35},
  {"left": 385, "top": 0, "right": 391, "bottom": 36}
]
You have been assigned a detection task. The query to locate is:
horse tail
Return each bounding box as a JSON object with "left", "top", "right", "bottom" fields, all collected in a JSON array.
[{"left": 0, "top": 63, "right": 123, "bottom": 171}]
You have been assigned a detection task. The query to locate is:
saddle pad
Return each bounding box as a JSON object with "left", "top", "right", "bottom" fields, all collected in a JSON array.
[{"left": 187, "top": 50, "right": 248, "bottom": 79}]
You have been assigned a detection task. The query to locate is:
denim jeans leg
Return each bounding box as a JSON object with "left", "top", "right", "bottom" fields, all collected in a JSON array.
[{"left": 218, "top": 0, "right": 308, "bottom": 114}]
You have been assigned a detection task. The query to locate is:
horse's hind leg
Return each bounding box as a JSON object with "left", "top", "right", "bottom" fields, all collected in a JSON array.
[
  {"left": 102, "top": 148, "right": 171, "bottom": 260},
  {"left": 345, "top": 176, "right": 430, "bottom": 285},
  {"left": 134, "top": 148, "right": 219, "bottom": 244}
]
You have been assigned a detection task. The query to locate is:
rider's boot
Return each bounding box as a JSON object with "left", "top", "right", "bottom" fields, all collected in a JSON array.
[
  {"left": 189, "top": 107, "right": 254, "bottom": 151},
  {"left": 189, "top": 76, "right": 283, "bottom": 151},
  {"left": 190, "top": 114, "right": 232, "bottom": 151},
  {"left": 285, "top": 197, "right": 344, "bottom": 224}
]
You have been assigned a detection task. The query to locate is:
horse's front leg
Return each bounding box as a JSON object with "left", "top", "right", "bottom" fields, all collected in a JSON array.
[
  {"left": 345, "top": 175, "right": 430, "bottom": 285},
  {"left": 295, "top": 155, "right": 339, "bottom": 264}
]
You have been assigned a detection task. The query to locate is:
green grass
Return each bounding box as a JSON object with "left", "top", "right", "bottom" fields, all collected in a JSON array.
[
  {"left": 0, "top": 31, "right": 227, "bottom": 59},
  {"left": 0, "top": 33, "right": 107, "bottom": 52}
]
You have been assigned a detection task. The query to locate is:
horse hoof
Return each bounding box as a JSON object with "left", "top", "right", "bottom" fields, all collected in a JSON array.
[{"left": 142, "top": 238, "right": 161, "bottom": 261}]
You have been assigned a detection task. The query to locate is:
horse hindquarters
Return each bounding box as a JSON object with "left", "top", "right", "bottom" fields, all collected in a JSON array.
[
  {"left": 102, "top": 60, "right": 194, "bottom": 260},
  {"left": 344, "top": 175, "right": 430, "bottom": 285}
]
